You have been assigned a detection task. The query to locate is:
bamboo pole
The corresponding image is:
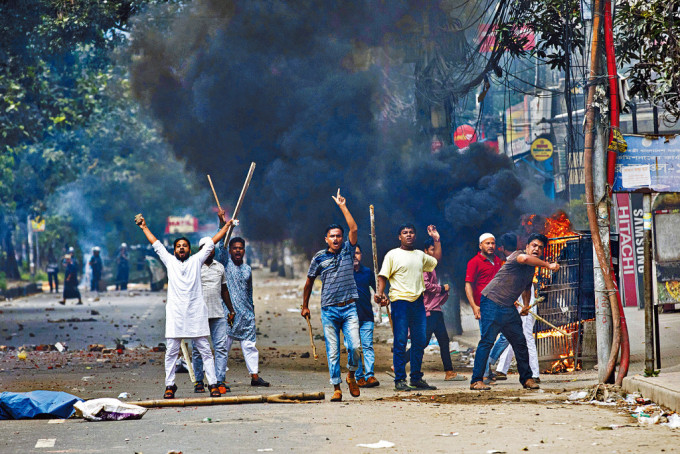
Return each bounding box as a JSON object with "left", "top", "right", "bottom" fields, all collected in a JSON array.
[
  {"left": 305, "top": 316, "right": 319, "bottom": 360},
  {"left": 528, "top": 312, "right": 570, "bottom": 337},
  {"left": 180, "top": 340, "right": 196, "bottom": 383},
  {"left": 206, "top": 175, "right": 222, "bottom": 210},
  {"left": 128, "top": 392, "right": 325, "bottom": 408},
  {"left": 224, "top": 162, "right": 256, "bottom": 247},
  {"left": 370, "top": 205, "right": 392, "bottom": 331}
]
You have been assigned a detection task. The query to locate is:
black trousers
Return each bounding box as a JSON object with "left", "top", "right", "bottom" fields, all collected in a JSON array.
[{"left": 404, "top": 310, "right": 453, "bottom": 371}]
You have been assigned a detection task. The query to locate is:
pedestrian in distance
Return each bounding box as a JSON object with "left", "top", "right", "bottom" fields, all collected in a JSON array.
[
  {"left": 217, "top": 232, "right": 270, "bottom": 388},
  {"left": 301, "top": 189, "right": 362, "bottom": 402},
  {"left": 190, "top": 235, "right": 236, "bottom": 395},
  {"left": 469, "top": 233, "right": 559, "bottom": 391},
  {"left": 375, "top": 223, "right": 441, "bottom": 392},
  {"left": 59, "top": 254, "right": 82, "bottom": 305},
  {"left": 89, "top": 247, "right": 103, "bottom": 294},
  {"left": 348, "top": 244, "right": 379, "bottom": 388},
  {"left": 46, "top": 248, "right": 59, "bottom": 294},
  {"left": 135, "top": 212, "right": 235, "bottom": 399},
  {"left": 115, "top": 243, "right": 129, "bottom": 291}
]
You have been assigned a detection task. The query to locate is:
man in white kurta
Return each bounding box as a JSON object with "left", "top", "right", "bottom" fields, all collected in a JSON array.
[{"left": 136, "top": 213, "right": 234, "bottom": 398}]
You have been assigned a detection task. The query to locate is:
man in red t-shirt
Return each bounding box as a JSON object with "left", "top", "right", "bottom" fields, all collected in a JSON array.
[{"left": 465, "top": 233, "right": 503, "bottom": 324}]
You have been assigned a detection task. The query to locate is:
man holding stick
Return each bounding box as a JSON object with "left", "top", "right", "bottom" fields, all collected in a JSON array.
[
  {"left": 375, "top": 224, "right": 441, "bottom": 392},
  {"left": 301, "top": 189, "right": 362, "bottom": 402},
  {"left": 469, "top": 233, "right": 559, "bottom": 391},
  {"left": 136, "top": 212, "right": 235, "bottom": 399}
]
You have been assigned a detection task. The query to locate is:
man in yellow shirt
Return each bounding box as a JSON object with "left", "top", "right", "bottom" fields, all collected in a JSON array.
[{"left": 375, "top": 223, "right": 441, "bottom": 391}]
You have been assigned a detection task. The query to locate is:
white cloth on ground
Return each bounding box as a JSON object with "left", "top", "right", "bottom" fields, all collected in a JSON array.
[
  {"left": 152, "top": 238, "right": 214, "bottom": 338},
  {"left": 225, "top": 335, "right": 259, "bottom": 375},
  {"left": 164, "top": 337, "right": 216, "bottom": 386},
  {"left": 496, "top": 289, "right": 540, "bottom": 377}
]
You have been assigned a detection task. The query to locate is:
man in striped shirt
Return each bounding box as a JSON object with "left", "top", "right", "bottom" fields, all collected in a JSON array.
[{"left": 301, "top": 189, "right": 361, "bottom": 402}]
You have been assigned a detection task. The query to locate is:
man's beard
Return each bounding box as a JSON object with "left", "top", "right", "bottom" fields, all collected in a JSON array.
[{"left": 174, "top": 252, "right": 189, "bottom": 262}]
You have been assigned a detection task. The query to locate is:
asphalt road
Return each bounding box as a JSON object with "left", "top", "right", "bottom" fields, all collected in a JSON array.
[{"left": 1, "top": 271, "right": 679, "bottom": 453}]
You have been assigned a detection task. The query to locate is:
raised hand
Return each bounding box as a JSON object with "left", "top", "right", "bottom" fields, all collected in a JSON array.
[
  {"left": 548, "top": 262, "right": 560, "bottom": 272},
  {"left": 427, "top": 225, "right": 440, "bottom": 241},
  {"left": 135, "top": 214, "right": 146, "bottom": 228},
  {"left": 331, "top": 188, "right": 346, "bottom": 207},
  {"left": 217, "top": 207, "right": 226, "bottom": 224}
]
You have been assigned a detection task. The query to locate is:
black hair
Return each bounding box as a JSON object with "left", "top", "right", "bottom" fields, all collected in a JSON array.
[
  {"left": 229, "top": 236, "right": 246, "bottom": 248},
  {"left": 173, "top": 237, "right": 191, "bottom": 250},
  {"left": 325, "top": 224, "right": 344, "bottom": 237},
  {"left": 499, "top": 233, "right": 518, "bottom": 251},
  {"left": 397, "top": 223, "right": 416, "bottom": 235},
  {"left": 527, "top": 233, "right": 548, "bottom": 247},
  {"left": 423, "top": 237, "right": 435, "bottom": 249}
]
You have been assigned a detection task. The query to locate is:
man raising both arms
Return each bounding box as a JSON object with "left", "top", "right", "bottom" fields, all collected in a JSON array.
[
  {"left": 136, "top": 212, "right": 234, "bottom": 399},
  {"left": 301, "top": 189, "right": 362, "bottom": 402},
  {"left": 375, "top": 223, "right": 441, "bottom": 392}
]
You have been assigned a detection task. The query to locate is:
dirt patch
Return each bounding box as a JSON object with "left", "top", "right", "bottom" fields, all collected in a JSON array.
[{"left": 378, "top": 388, "right": 569, "bottom": 405}]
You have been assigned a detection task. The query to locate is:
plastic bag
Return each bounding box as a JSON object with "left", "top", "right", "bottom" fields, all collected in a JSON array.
[
  {"left": 0, "top": 391, "right": 82, "bottom": 420},
  {"left": 73, "top": 398, "right": 147, "bottom": 421}
]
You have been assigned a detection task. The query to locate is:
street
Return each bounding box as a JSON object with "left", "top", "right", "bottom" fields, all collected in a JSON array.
[{"left": 2, "top": 269, "right": 679, "bottom": 453}]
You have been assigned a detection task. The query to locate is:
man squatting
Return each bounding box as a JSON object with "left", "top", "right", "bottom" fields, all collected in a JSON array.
[
  {"left": 469, "top": 233, "right": 559, "bottom": 391},
  {"left": 301, "top": 189, "right": 362, "bottom": 402},
  {"left": 136, "top": 212, "right": 235, "bottom": 398}
]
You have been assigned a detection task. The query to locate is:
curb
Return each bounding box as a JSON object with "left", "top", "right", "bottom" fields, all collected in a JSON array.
[{"left": 622, "top": 373, "right": 680, "bottom": 413}]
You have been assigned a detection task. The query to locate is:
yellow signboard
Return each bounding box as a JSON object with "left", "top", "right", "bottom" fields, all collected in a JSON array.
[
  {"left": 530, "top": 138, "right": 553, "bottom": 161},
  {"left": 31, "top": 217, "right": 45, "bottom": 232}
]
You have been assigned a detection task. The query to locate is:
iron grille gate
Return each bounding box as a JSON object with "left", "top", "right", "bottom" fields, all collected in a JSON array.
[{"left": 535, "top": 234, "right": 595, "bottom": 366}]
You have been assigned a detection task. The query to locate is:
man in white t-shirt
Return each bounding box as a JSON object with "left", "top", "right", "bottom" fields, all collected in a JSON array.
[
  {"left": 136, "top": 212, "right": 235, "bottom": 399},
  {"left": 375, "top": 223, "right": 441, "bottom": 392}
]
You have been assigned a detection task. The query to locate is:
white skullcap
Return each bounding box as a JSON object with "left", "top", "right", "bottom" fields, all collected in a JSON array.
[
  {"left": 121, "top": 243, "right": 127, "bottom": 248},
  {"left": 198, "top": 237, "right": 212, "bottom": 248},
  {"left": 92, "top": 246, "right": 100, "bottom": 251},
  {"left": 479, "top": 233, "right": 495, "bottom": 244}
]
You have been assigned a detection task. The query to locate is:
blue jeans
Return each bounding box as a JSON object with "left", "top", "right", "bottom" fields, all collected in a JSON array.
[
  {"left": 345, "top": 321, "right": 375, "bottom": 380},
  {"left": 471, "top": 296, "right": 532, "bottom": 385},
  {"left": 321, "top": 303, "right": 361, "bottom": 386},
  {"left": 392, "top": 297, "right": 427, "bottom": 382},
  {"left": 486, "top": 334, "right": 510, "bottom": 377},
  {"left": 192, "top": 317, "right": 228, "bottom": 383}
]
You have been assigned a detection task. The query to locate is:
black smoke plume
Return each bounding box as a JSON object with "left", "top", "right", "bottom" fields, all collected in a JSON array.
[{"left": 129, "top": 0, "right": 526, "bottom": 279}]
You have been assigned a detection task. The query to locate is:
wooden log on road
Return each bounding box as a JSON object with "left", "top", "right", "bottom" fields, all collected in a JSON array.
[{"left": 128, "top": 392, "right": 325, "bottom": 408}]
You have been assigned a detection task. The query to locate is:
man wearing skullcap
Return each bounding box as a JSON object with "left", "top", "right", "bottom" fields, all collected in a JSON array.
[{"left": 465, "top": 233, "right": 503, "bottom": 323}]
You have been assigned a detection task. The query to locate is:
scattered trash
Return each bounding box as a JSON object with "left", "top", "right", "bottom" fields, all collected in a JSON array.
[
  {"left": 256, "top": 449, "right": 274, "bottom": 452},
  {"left": 662, "top": 413, "right": 680, "bottom": 429},
  {"left": 202, "top": 417, "right": 212, "bottom": 423},
  {"left": 118, "top": 392, "right": 130, "bottom": 399},
  {"left": 568, "top": 391, "right": 588, "bottom": 401},
  {"left": 286, "top": 308, "right": 299, "bottom": 312},
  {"left": 17, "top": 351, "right": 27, "bottom": 360},
  {"left": 356, "top": 440, "right": 395, "bottom": 449},
  {"left": 54, "top": 342, "right": 66, "bottom": 352},
  {"left": 0, "top": 391, "right": 82, "bottom": 420},
  {"left": 300, "top": 352, "right": 310, "bottom": 358},
  {"left": 449, "top": 341, "right": 460, "bottom": 353},
  {"left": 487, "top": 450, "right": 507, "bottom": 454},
  {"left": 435, "top": 432, "right": 459, "bottom": 437},
  {"left": 74, "top": 398, "right": 147, "bottom": 421},
  {"left": 88, "top": 344, "right": 105, "bottom": 352}
]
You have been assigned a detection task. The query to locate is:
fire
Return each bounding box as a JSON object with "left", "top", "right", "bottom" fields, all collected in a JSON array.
[
  {"left": 538, "top": 322, "right": 582, "bottom": 374},
  {"left": 544, "top": 210, "right": 576, "bottom": 239}
]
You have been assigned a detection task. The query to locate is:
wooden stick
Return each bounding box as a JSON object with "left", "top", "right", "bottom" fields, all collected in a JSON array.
[
  {"left": 224, "top": 162, "right": 256, "bottom": 247},
  {"left": 528, "top": 311, "right": 570, "bottom": 337},
  {"left": 305, "top": 316, "right": 319, "bottom": 360},
  {"left": 206, "top": 175, "right": 222, "bottom": 210},
  {"left": 179, "top": 339, "right": 196, "bottom": 383},
  {"left": 128, "top": 392, "right": 325, "bottom": 408},
  {"left": 370, "top": 205, "right": 392, "bottom": 331}
]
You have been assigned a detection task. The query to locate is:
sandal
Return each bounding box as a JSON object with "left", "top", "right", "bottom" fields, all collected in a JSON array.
[
  {"left": 209, "top": 384, "right": 221, "bottom": 397},
  {"left": 445, "top": 373, "right": 467, "bottom": 381},
  {"left": 194, "top": 381, "right": 205, "bottom": 393},
  {"left": 469, "top": 381, "right": 491, "bottom": 391},
  {"left": 164, "top": 384, "right": 177, "bottom": 399},
  {"left": 330, "top": 389, "right": 342, "bottom": 402}
]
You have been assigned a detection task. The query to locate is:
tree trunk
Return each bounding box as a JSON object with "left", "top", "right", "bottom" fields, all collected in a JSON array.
[{"left": 0, "top": 214, "right": 21, "bottom": 279}]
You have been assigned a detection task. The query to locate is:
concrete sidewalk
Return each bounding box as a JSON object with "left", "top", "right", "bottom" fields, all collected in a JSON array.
[{"left": 623, "top": 372, "right": 680, "bottom": 412}]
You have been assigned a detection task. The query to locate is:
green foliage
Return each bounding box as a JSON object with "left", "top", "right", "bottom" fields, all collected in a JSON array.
[
  {"left": 490, "top": 0, "right": 585, "bottom": 71},
  {"left": 615, "top": 0, "right": 680, "bottom": 121},
  {"left": 0, "top": 272, "right": 7, "bottom": 291}
]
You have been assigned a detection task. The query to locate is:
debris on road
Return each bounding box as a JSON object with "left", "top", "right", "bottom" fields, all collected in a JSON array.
[
  {"left": 356, "top": 440, "right": 395, "bottom": 449},
  {"left": 0, "top": 390, "right": 82, "bottom": 420},
  {"left": 73, "top": 398, "right": 147, "bottom": 421}
]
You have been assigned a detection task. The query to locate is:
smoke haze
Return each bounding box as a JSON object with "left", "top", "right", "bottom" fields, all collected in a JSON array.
[{"left": 128, "top": 0, "right": 536, "bottom": 278}]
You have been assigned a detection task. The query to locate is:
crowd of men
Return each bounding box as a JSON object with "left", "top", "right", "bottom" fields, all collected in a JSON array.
[{"left": 132, "top": 189, "right": 558, "bottom": 400}]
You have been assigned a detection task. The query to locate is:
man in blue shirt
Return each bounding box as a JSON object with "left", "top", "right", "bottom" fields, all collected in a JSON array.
[
  {"left": 301, "top": 189, "right": 362, "bottom": 402},
  {"left": 349, "top": 244, "right": 379, "bottom": 388}
]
